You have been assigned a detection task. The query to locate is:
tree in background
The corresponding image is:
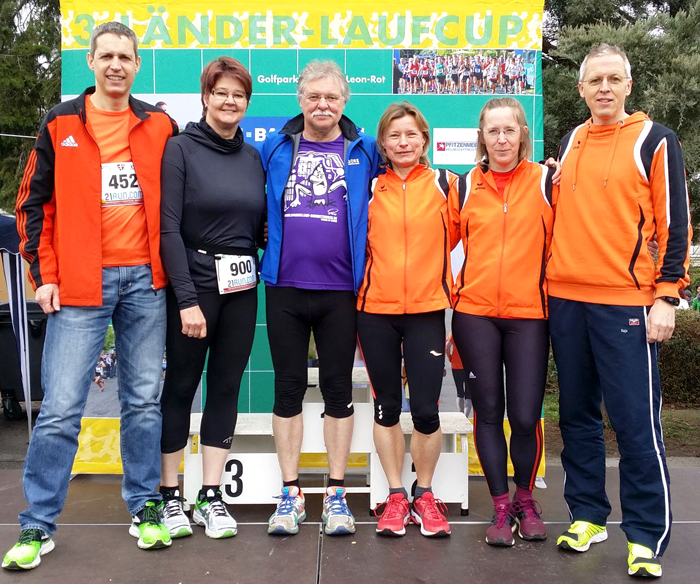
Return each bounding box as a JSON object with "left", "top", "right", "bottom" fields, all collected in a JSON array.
[
  {"left": 543, "top": 1, "right": 700, "bottom": 223},
  {"left": 0, "top": 0, "right": 60, "bottom": 213}
]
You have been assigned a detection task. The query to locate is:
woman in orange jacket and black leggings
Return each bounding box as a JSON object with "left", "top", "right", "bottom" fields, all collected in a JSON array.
[
  {"left": 358, "top": 102, "right": 459, "bottom": 538},
  {"left": 450, "top": 97, "right": 555, "bottom": 547}
]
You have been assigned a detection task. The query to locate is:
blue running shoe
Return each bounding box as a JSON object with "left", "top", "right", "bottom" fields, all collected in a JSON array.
[
  {"left": 321, "top": 487, "right": 355, "bottom": 535},
  {"left": 268, "top": 486, "right": 306, "bottom": 535}
]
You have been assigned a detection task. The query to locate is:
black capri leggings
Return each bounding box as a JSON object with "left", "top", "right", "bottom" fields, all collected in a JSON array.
[
  {"left": 358, "top": 311, "right": 445, "bottom": 435},
  {"left": 161, "top": 286, "right": 257, "bottom": 452},
  {"left": 452, "top": 312, "right": 548, "bottom": 496},
  {"left": 265, "top": 286, "right": 357, "bottom": 419}
]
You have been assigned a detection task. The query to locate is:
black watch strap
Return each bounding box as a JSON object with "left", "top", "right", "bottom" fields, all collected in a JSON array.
[{"left": 658, "top": 296, "right": 680, "bottom": 306}]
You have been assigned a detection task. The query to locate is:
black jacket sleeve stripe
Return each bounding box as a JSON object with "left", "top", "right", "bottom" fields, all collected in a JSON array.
[
  {"left": 16, "top": 115, "right": 56, "bottom": 287},
  {"left": 653, "top": 130, "right": 691, "bottom": 284},
  {"left": 640, "top": 122, "right": 670, "bottom": 182}
]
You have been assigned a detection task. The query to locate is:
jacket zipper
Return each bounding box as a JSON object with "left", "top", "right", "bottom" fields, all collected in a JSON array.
[
  {"left": 403, "top": 180, "right": 408, "bottom": 312},
  {"left": 496, "top": 192, "right": 509, "bottom": 317},
  {"left": 345, "top": 140, "right": 356, "bottom": 293}
]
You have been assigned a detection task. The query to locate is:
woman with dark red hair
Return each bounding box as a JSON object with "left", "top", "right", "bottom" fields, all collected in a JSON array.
[{"left": 158, "top": 57, "right": 266, "bottom": 541}]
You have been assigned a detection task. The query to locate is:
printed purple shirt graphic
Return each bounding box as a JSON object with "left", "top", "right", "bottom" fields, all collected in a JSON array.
[{"left": 276, "top": 135, "right": 354, "bottom": 290}]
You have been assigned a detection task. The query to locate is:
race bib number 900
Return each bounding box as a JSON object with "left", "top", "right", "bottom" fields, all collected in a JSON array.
[
  {"left": 214, "top": 254, "right": 257, "bottom": 294},
  {"left": 101, "top": 162, "right": 143, "bottom": 207}
]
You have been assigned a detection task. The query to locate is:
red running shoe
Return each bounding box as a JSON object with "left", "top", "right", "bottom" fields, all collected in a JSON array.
[
  {"left": 485, "top": 503, "right": 516, "bottom": 547},
  {"left": 374, "top": 493, "right": 411, "bottom": 536},
  {"left": 512, "top": 498, "right": 547, "bottom": 541},
  {"left": 410, "top": 492, "right": 451, "bottom": 537}
]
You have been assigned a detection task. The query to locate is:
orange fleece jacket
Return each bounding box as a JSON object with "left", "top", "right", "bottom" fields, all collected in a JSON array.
[{"left": 548, "top": 111, "right": 691, "bottom": 305}]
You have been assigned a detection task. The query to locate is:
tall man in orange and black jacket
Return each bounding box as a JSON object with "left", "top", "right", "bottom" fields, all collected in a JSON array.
[
  {"left": 3, "top": 22, "right": 178, "bottom": 572},
  {"left": 548, "top": 44, "right": 691, "bottom": 578}
]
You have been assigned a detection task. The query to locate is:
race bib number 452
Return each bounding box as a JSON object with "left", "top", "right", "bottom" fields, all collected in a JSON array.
[
  {"left": 101, "top": 162, "right": 143, "bottom": 207},
  {"left": 214, "top": 254, "right": 257, "bottom": 294}
]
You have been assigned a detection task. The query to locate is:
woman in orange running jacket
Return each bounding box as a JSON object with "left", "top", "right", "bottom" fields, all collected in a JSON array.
[
  {"left": 449, "top": 97, "right": 555, "bottom": 547},
  {"left": 358, "top": 102, "right": 459, "bottom": 538}
]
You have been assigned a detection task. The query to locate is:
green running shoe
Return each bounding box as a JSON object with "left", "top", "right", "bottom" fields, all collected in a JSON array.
[
  {"left": 628, "top": 543, "right": 662, "bottom": 578},
  {"left": 129, "top": 500, "right": 172, "bottom": 549},
  {"left": 2, "top": 529, "right": 54, "bottom": 570},
  {"left": 557, "top": 520, "right": 607, "bottom": 552}
]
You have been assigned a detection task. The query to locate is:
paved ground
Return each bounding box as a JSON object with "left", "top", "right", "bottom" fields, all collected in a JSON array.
[{"left": 0, "top": 464, "right": 697, "bottom": 584}]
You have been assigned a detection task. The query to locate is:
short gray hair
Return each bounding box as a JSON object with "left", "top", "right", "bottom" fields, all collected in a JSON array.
[
  {"left": 297, "top": 60, "right": 350, "bottom": 104},
  {"left": 579, "top": 43, "right": 631, "bottom": 82},
  {"left": 90, "top": 21, "right": 139, "bottom": 58}
]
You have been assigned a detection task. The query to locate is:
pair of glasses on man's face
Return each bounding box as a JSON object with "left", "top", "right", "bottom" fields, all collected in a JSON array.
[
  {"left": 304, "top": 93, "right": 343, "bottom": 104},
  {"left": 581, "top": 75, "right": 628, "bottom": 87}
]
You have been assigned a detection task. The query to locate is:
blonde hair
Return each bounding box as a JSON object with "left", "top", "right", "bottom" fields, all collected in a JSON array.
[
  {"left": 476, "top": 97, "right": 531, "bottom": 165},
  {"left": 376, "top": 101, "right": 431, "bottom": 167}
]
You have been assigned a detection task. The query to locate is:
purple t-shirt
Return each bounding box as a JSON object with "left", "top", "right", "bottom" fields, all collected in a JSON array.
[{"left": 274, "top": 135, "right": 354, "bottom": 290}]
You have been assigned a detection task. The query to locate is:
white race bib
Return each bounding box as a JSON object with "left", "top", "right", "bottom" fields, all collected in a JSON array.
[
  {"left": 101, "top": 162, "right": 143, "bottom": 207},
  {"left": 214, "top": 254, "right": 257, "bottom": 294}
]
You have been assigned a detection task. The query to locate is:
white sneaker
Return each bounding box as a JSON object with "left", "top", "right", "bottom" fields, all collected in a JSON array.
[
  {"left": 192, "top": 489, "right": 237, "bottom": 539},
  {"left": 160, "top": 490, "right": 193, "bottom": 538}
]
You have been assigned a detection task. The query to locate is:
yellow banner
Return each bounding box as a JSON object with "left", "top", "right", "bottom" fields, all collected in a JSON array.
[
  {"left": 61, "top": 1, "right": 543, "bottom": 50},
  {"left": 72, "top": 417, "right": 123, "bottom": 474}
]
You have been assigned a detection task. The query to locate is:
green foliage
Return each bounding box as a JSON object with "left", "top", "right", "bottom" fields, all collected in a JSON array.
[
  {"left": 0, "top": 0, "right": 60, "bottom": 213},
  {"left": 658, "top": 309, "right": 700, "bottom": 406},
  {"left": 545, "top": 349, "right": 559, "bottom": 393},
  {"left": 543, "top": 1, "right": 700, "bottom": 232},
  {"left": 103, "top": 325, "right": 115, "bottom": 352}
]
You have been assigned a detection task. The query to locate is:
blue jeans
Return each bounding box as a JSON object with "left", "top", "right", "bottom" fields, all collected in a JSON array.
[{"left": 20, "top": 265, "right": 166, "bottom": 535}]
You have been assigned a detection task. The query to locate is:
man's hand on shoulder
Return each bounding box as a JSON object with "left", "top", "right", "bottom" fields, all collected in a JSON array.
[
  {"left": 544, "top": 157, "right": 562, "bottom": 185},
  {"left": 647, "top": 298, "right": 676, "bottom": 343},
  {"left": 36, "top": 283, "right": 60, "bottom": 314}
]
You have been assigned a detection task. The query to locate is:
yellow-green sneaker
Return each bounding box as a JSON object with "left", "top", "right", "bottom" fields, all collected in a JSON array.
[
  {"left": 557, "top": 520, "right": 607, "bottom": 552},
  {"left": 2, "top": 529, "right": 54, "bottom": 570},
  {"left": 628, "top": 543, "right": 662, "bottom": 578},
  {"left": 129, "top": 500, "right": 172, "bottom": 549}
]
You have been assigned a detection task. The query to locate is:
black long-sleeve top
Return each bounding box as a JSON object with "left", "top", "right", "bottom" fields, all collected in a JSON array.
[{"left": 160, "top": 120, "right": 266, "bottom": 309}]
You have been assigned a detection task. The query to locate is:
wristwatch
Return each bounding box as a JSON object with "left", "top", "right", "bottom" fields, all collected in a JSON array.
[{"left": 658, "top": 296, "right": 680, "bottom": 307}]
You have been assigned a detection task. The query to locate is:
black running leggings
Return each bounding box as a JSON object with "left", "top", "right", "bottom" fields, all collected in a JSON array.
[
  {"left": 452, "top": 312, "right": 548, "bottom": 495},
  {"left": 265, "top": 286, "right": 357, "bottom": 419},
  {"left": 358, "top": 311, "right": 445, "bottom": 435},
  {"left": 160, "top": 286, "right": 257, "bottom": 452}
]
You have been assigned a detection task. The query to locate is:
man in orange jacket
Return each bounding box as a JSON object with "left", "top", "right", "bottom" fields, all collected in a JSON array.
[
  {"left": 4, "top": 22, "right": 178, "bottom": 571},
  {"left": 548, "top": 44, "right": 691, "bottom": 578}
]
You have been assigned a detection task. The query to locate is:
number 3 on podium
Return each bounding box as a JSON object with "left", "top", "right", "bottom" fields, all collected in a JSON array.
[{"left": 224, "top": 459, "right": 243, "bottom": 497}]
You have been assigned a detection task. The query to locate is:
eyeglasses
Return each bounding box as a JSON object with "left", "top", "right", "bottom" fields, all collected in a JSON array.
[
  {"left": 581, "top": 75, "right": 628, "bottom": 87},
  {"left": 303, "top": 93, "right": 343, "bottom": 104},
  {"left": 485, "top": 128, "right": 519, "bottom": 138},
  {"left": 210, "top": 90, "right": 248, "bottom": 102}
]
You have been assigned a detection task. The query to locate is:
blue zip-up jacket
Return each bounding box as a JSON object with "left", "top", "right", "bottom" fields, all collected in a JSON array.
[{"left": 260, "top": 113, "right": 381, "bottom": 293}]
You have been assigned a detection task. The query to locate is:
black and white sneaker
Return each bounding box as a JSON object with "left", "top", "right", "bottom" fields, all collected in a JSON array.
[{"left": 160, "top": 490, "right": 193, "bottom": 538}]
